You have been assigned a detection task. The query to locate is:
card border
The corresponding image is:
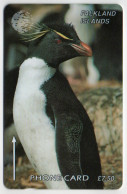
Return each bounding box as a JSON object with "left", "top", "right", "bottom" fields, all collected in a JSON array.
[{"left": 0, "top": 0, "right": 126, "bottom": 194}]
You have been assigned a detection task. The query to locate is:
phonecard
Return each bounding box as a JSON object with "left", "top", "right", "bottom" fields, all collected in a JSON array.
[{"left": 3, "top": 3, "right": 122, "bottom": 190}]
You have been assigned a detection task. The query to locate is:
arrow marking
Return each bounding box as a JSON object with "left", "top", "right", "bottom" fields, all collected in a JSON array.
[{"left": 12, "top": 136, "right": 16, "bottom": 181}]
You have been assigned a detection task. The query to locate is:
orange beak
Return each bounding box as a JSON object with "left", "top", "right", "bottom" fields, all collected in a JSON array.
[{"left": 71, "top": 41, "right": 92, "bottom": 57}]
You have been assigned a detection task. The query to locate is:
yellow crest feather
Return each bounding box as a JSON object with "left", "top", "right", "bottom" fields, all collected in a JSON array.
[
  {"left": 21, "top": 30, "right": 50, "bottom": 42},
  {"left": 53, "top": 30, "right": 73, "bottom": 40}
]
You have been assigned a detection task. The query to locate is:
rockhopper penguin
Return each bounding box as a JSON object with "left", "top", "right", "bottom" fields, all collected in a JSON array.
[{"left": 12, "top": 15, "right": 103, "bottom": 189}]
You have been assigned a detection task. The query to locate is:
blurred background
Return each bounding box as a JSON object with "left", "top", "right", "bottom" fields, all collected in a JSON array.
[{"left": 4, "top": 4, "right": 122, "bottom": 189}]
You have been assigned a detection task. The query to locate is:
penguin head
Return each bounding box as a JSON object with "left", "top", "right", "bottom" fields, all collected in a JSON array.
[
  {"left": 27, "top": 23, "right": 92, "bottom": 68},
  {"left": 11, "top": 11, "right": 92, "bottom": 68}
]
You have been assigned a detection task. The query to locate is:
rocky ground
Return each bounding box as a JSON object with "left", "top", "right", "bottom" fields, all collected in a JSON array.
[{"left": 4, "top": 153, "right": 122, "bottom": 189}]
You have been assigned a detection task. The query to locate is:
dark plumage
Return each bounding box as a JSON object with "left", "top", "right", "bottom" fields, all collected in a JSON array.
[
  {"left": 45, "top": 23, "right": 79, "bottom": 40},
  {"left": 41, "top": 71, "right": 103, "bottom": 189}
]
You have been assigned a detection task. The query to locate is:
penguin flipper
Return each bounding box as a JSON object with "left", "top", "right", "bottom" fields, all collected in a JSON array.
[{"left": 55, "top": 113, "right": 86, "bottom": 189}]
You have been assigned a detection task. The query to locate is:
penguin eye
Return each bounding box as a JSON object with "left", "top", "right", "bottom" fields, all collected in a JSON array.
[{"left": 56, "top": 39, "right": 62, "bottom": 44}]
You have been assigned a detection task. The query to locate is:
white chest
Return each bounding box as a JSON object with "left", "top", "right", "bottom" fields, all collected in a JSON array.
[{"left": 13, "top": 58, "right": 68, "bottom": 189}]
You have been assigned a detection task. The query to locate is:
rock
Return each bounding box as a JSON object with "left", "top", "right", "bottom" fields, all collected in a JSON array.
[{"left": 78, "top": 87, "right": 122, "bottom": 156}]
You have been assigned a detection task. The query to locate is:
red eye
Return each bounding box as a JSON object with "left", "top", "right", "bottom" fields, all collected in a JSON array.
[{"left": 56, "top": 39, "right": 62, "bottom": 44}]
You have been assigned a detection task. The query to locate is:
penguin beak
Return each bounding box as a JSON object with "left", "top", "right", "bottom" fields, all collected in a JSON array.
[{"left": 70, "top": 41, "right": 92, "bottom": 57}]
